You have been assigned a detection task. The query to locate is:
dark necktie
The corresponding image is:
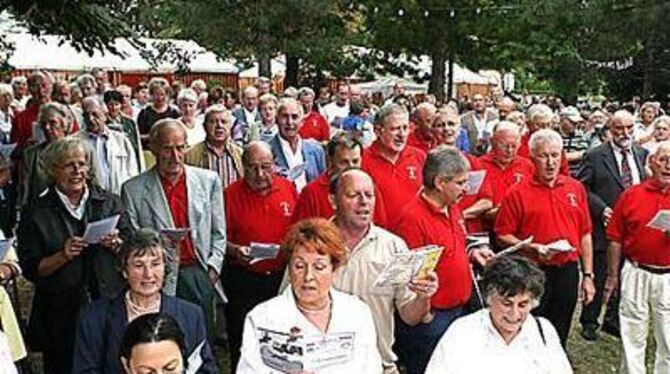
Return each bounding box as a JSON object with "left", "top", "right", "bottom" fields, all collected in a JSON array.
[{"left": 620, "top": 148, "right": 633, "bottom": 188}]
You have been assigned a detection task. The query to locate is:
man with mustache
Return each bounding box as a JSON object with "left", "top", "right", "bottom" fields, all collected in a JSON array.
[
  {"left": 393, "top": 146, "right": 494, "bottom": 374},
  {"left": 362, "top": 104, "right": 426, "bottom": 228},
  {"left": 577, "top": 110, "right": 647, "bottom": 341},
  {"left": 495, "top": 128, "right": 595, "bottom": 347}
]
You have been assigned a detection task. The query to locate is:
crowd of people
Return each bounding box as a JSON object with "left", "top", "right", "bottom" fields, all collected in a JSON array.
[{"left": 0, "top": 68, "right": 667, "bottom": 374}]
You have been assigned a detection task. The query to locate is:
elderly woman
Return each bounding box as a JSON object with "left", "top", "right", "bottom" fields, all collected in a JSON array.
[
  {"left": 72, "top": 229, "right": 216, "bottom": 373},
  {"left": 184, "top": 104, "right": 243, "bottom": 188},
  {"left": 177, "top": 88, "right": 206, "bottom": 146},
  {"left": 246, "top": 93, "right": 279, "bottom": 144},
  {"left": 643, "top": 115, "right": 670, "bottom": 155},
  {"left": 120, "top": 313, "right": 188, "bottom": 374},
  {"left": 237, "top": 218, "right": 382, "bottom": 373},
  {"left": 19, "top": 102, "right": 70, "bottom": 208},
  {"left": 425, "top": 255, "right": 572, "bottom": 374},
  {"left": 137, "top": 78, "right": 180, "bottom": 147},
  {"left": 17, "top": 136, "right": 132, "bottom": 373}
]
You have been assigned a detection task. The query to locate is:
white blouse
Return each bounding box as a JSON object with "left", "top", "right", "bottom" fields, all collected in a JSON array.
[
  {"left": 237, "top": 288, "right": 382, "bottom": 374},
  {"left": 425, "top": 309, "right": 573, "bottom": 374}
]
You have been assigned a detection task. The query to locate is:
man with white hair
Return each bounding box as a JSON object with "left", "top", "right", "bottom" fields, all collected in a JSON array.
[
  {"left": 231, "top": 86, "right": 261, "bottom": 143},
  {"left": 495, "top": 128, "right": 595, "bottom": 346},
  {"left": 604, "top": 141, "right": 670, "bottom": 373},
  {"left": 577, "top": 110, "right": 647, "bottom": 341}
]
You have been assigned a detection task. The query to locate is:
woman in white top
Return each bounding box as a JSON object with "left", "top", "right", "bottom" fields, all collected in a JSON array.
[
  {"left": 237, "top": 218, "right": 382, "bottom": 374},
  {"left": 426, "top": 255, "right": 573, "bottom": 374},
  {"left": 177, "top": 88, "right": 206, "bottom": 146}
]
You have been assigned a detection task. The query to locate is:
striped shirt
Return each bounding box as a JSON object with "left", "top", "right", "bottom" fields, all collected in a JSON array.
[{"left": 205, "top": 143, "right": 240, "bottom": 188}]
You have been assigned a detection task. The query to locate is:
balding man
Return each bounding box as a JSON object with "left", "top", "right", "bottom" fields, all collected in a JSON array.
[
  {"left": 11, "top": 71, "right": 53, "bottom": 146},
  {"left": 495, "top": 129, "right": 595, "bottom": 346},
  {"left": 604, "top": 141, "right": 670, "bottom": 373},
  {"left": 363, "top": 104, "right": 426, "bottom": 228},
  {"left": 461, "top": 94, "right": 498, "bottom": 155},
  {"left": 408, "top": 102, "right": 438, "bottom": 153},
  {"left": 223, "top": 141, "right": 297, "bottom": 373},
  {"left": 329, "top": 167, "right": 437, "bottom": 374},
  {"left": 231, "top": 86, "right": 261, "bottom": 143},
  {"left": 121, "top": 119, "right": 226, "bottom": 340},
  {"left": 77, "top": 97, "right": 138, "bottom": 194},
  {"left": 577, "top": 110, "right": 647, "bottom": 341}
]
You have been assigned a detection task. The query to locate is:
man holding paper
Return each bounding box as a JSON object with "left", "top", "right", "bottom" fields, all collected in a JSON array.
[
  {"left": 495, "top": 129, "right": 595, "bottom": 347},
  {"left": 223, "top": 141, "right": 297, "bottom": 373},
  {"left": 393, "top": 146, "right": 494, "bottom": 374},
  {"left": 121, "top": 119, "right": 226, "bottom": 343},
  {"left": 328, "top": 167, "right": 437, "bottom": 374},
  {"left": 604, "top": 142, "right": 670, "bottom": 373}
]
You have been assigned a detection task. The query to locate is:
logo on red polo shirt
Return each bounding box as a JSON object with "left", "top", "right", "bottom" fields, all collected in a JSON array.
[
  {"left": 513, "top": 172, "right": 524, "bottom": 184},
  {"left": 407, "top": 166, "right": 417, "bottom": 180},
  {"left": 566, "top": 193, "right": 578, "bottom": 207},
  {"left": 280, "top": 201, "right": 293, "bottom": 217}
]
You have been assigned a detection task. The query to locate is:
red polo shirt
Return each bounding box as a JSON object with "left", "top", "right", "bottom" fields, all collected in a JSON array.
[
  {"left": 518, "top": 132, "right": 570, "bottom": 176},
  {"left": 11, "top": 102, "right": 39, "bottom": 147},
  {"left": 458, "top": 153, "right": 493, "bottom": 233},
  {"left": 224, "top": 176, "right": 297, "bottom": 274},
  {"left": 160, "top": 174, "right": 197, "bottom": 266},
  {"left": 407, "top": 129, "right": 435, "bottom": 153},
  {"left": 607, "top": 180, "right": 670, "bottom": 267},
  {"left": 292, "top": 172, "right": 388, "bottom": 227},
  {"left": 362, "top": 141, "right": 426, "bottom": 227},
  {"left": 494, "top": 175, "right": 592, "bottom": 266},
  {"left": 299, "top": 111, "right": 330, "bottom": 142},
  {"left": 478, "top": 154, "right": 535, "bottom": 206},
  {"left": 394, "top": 194, "right": 472, "bottom": 309}
]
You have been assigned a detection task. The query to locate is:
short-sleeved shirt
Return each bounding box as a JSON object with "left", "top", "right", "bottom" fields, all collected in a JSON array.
[
  {"left": 292, "top": 172, "right": 388, "bottom": 227},
  {"left": 299, "top": 110, "right": 330, "bottom": 142},
  {"left": 478, "top": 154, "right": 535, "bottom": 206},
  {"left": 458, "top": 153, "right": 493, "bottom": 233},
  {"left": 224, "top": 177, "right": 297, "bottom": 274},
  {"left": 333, "top": 225, "right": 416, "bottom": 374},
  {"left": 393, "top": 194, "right": 472, "bottom": 310},
  {"left": 607, "top": 180, "right": 670, "bottom": 267},
  {"left": 494, "top": 175, "right": 592, "bottom": 266},
  {"left": 363, "top": 142, "right": 426, "bottom": 227}
]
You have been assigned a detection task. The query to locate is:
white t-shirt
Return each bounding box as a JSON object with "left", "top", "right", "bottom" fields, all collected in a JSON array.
[
  {"left": 425, "top": 309, "right": 573, "bottom": 374},
  {"left": 321, "top": 101, "right": 350, "bottom": 127}
]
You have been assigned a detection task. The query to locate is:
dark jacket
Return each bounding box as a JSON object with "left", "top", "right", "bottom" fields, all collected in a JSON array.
[
  {"left": 72, "top": 293, "right": 217, "bottom": 374},
  {"left": 17, "top": 184, "right": 132, "bottom": 371},
  {"left": 268, "top": 134, "right": 326, "bottom": 184},
  {"left": 577, "top": 142, "right": 648, "bottom": 252}
]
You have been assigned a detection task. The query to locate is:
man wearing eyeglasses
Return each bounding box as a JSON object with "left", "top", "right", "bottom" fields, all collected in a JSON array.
[{"left": 121, "top": 118, "right": 226, "bottom": 345}]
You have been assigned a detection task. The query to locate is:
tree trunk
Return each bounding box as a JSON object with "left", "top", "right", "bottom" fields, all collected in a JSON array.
[
  {"left": 285, "top": 53, "right": 300, "bottom": 88},
  {"left": 642, "top": 39, "right": 654, "bottom": 98},
  {"left": 447, "top": 54, "right": 455, "bottom": 100},
  {"left": 258, "top": 56, "right": 272, "bottom": 78},
  {"left": 429, "top": 34, "right": 448, "bottom": 103}
]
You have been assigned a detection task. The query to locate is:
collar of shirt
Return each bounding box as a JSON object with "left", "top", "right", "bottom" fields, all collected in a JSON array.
[
  {"left": 644, "top": 179, "right": 670, "bottom": 194},
  {"left": 420, "top": 192, "right": 451, "bottom": 216},
  {"left": 205, "top": 141, "right": 230, "bottom": 158},
  {"left": 611, "top": 142, "right": 632, "bottom": 155},
  {"left": 159, "top": 171, "right": 186, "bottom": 193},
  {"left": 279, "top": 135, "right": 303, "bottom": 158},
  {"left": 346, "top": 224, "right": 379, "bottom": 255},
  {"left": 55, "top": 185, "right": 90, "bottom": 220},
  {"left": 530, "top": 175, "right": 567, "bottom": 188},
  {"left": 86, "top": 129, "right": 109, "bottom": 139},
  {"left": 369, "top": 140, "right": 409, "bottom": 165}
]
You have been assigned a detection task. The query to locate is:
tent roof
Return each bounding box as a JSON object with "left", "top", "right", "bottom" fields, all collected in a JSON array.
[{"left": 6, "top": 33, "right": 238, "bottom": 74}]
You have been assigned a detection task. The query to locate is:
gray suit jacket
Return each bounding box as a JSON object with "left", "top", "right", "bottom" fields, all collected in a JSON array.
[{"left": 121, "top": 166, "right": 226, "bottom": 294}]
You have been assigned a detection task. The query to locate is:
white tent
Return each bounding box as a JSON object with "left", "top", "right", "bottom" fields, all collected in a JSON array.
[
  {"left": 5, "top": 33, "right": 237, "bottom": 74},
  {"left": 352, "top": 77, "right": 428, "bottom": 97}
]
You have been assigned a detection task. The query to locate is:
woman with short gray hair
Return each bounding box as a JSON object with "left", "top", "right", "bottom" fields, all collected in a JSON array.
[
  {"left": 177, "top": 88, "right": 205, "bottom": 146},
  {"left": 426, "top": 255, "right": 572, "bottom": 374},
  {"left": 17, "top": 136, "right": 133, "bottom": 373}
]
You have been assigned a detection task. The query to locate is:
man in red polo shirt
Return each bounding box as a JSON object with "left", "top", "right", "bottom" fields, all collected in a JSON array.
[
  {"left": 297, "top": 87, "right": 330, "bottom": 142},
  {"left": 407, "top": 102, "right": 437, "bottom": 153},
  {"left": 479, "top": 121, "right": 535, "bottom": 219},
  {"left": 12, "top": 71, "right": 53, "bottom": 147},
  {"left": 604, "top": 142, "right": 670, "bottom": 373},
  {"left": 292, "top": 132, "right": 387, "bottom": 226},
  {"left": 363, "top": 103, "right": 426, "bottom": 228},
  {"left": 223, "top": 141, "right": 297, "bottom": 373},
  {"left": 518, "top": 103, "right": 570, "bottom": 176},
  {"left": 495, "top": 128, "right": 595, "bottom": 346},
  {"left": 394, "top": 146, "right": 494, "bottom": 374}
]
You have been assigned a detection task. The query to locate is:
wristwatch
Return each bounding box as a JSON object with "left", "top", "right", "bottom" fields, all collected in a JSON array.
[{"left": 583, "top": 272, "right": 594, "bottom": 279}]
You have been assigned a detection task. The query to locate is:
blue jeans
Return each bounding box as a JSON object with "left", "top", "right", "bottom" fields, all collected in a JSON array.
[{"left": 395, "top": 307, "right": 465, "bottom": 374}]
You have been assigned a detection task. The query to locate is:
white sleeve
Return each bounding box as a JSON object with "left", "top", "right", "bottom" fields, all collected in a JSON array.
[{"left": 539, "top": 318, "right": 574, "bottom": 374}]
